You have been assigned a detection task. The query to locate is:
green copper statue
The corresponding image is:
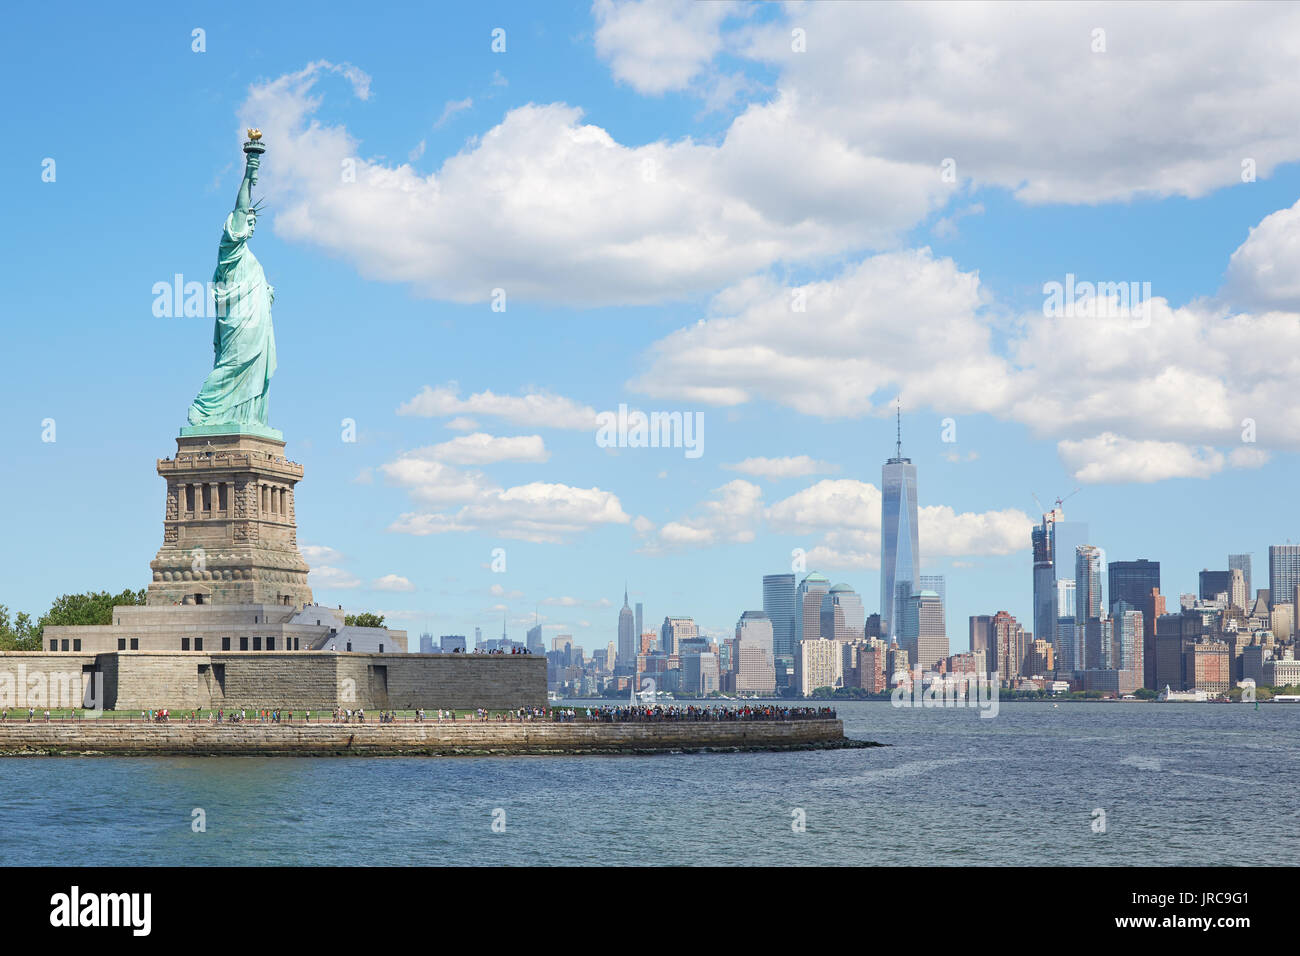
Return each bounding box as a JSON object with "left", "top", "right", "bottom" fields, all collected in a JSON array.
[{"left": 183, "top": 131, "right": 280, "bottom": 438}]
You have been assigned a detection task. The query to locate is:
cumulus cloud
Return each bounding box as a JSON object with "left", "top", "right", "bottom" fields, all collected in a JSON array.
[
  {"left": 398, "top": 384, "right": 599, "bottom": 430},
  {"left": 1057, "top": 434, "right": 1226, "bottom": 484},
  {"left": 309, "top": 566, "right": 361, "bottom": 589},
  {"left": 593, "top": 0, "right": 743, "bottom": 94},
  {"left": 371, "top": 574, "right": 416, "bottom": 592},
  {"left": 634, "top": 217, "right": 1300, "bottom": 483},
  {"left": 301, "top": 544, "right": 344, "bottom": 564},
  {"left": 722, "top": 455, "right": 837, "bottom": 478},
  {"left": 639, "top": 479, "right": 763, "bottom": 552},
  {"left": 632, "top": 249, "right": 1005, "bottom": 418},
  {"left": 1223, "top": 198, "right": 1300, "bottom": 312},
  {"left": 416, "top": 433, "right": 549, "bottom": 465},
  {"left": 386, "top": 476, "right": 629, "bottom": 544},
  {"left": 240, "top": 60, "right": 946, "bottom": 305},
  {"left": 731, "top": 2, "right": 1300, "bottom": 204}
]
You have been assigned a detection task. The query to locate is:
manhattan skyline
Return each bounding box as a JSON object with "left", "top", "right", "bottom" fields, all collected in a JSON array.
[{"left": 6, "top": 3, "right": 1300, "bottom": 655}]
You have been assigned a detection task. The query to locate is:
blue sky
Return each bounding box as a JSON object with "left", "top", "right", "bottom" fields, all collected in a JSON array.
[{"left": 6, "top": 1, "right": 1300, "bottom": 651}]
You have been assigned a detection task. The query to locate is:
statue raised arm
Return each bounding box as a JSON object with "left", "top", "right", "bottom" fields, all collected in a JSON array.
[{"left": 182, "top": 130, "right": 279, "bottom": 439}]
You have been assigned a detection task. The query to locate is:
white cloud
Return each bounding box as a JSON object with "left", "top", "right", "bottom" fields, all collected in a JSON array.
[
  {"left": 309, "top": 566, "right": 361, "bottom": 589},
  {"left": 387, "top": 478, "right": 630, "bottom": 544},
  {"left": 639, "top": 479, "right": 763, "bottom": 552},
  {"left": 593, "top": 0, "right": 742, "bottom": 94},
  {"left": 1224, "top": 198, "right": 1300, "bottom": 312},
  {"left": 371, "top": 574, "right": 416, "bottom": 592},
  {"left": 722, "top": 455, "right": 837, "bottom": 479},
  {"left": 388, "top": 513, "right": 474, "bottom": 536},
  {"left": 734, "top": 2, "right": 1300, "bottom": 204},
  {"left": 489, "top": 584, "right": 525, "bottom": 599},
  {"left": 631, "top": 249, "right": 1006, "bottom": 418},
  {"left": 417, "top": 432, "right": 549, "bottom": 465},
  {"left": 634, "top": 213, "right": 1300, "bottom": 481},
  {"left": 1057, "top": 434, "right": 1226, "bottom": 484},
  {"left": 541, "top": 595, "right": 614, "bottom": 609},
  {"left": 378, "top": 456, "right": 487, "bottom": 504},
  {"left": 398, "top": 384, "right": 598, "bottom": 430},
  {"left": 301, "top": 544, "right": 344, "bottom": 564},
  {"left": 434, "top": 96, "right": 473, "bottom": 128},
  {"left": 764, "top": 479, "right": 1029, "bottom": 566},
  {"left": 241, "top": 61, "right": 946, "bottom": 305},
  {"left": 444, "top": 416, "right": 479, "bottom": 431}
]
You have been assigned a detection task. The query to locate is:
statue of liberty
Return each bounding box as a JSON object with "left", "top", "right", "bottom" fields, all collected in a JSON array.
[{"left": 184, "top": 130, "right": 278, "bottom": 437}]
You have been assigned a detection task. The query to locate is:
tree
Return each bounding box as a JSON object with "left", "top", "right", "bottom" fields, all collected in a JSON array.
[
  {"left": 345, "top": 612, "right": 386, "bottom": 628},
  {"left": 37, "top": 588, "right": 146, "bottom": 638},
  {"left": 0, "top": 606, "right": 39, "bottom": 651}
]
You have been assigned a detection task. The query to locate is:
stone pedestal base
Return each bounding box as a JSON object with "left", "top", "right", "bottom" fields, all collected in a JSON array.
[{"left": 146, "top": 432, "right": 314, "bottom": 608}]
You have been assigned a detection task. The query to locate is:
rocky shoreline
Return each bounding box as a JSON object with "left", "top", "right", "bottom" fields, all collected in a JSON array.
[{"left": 0, "top": 718, "right": 876, "bottom": 757}]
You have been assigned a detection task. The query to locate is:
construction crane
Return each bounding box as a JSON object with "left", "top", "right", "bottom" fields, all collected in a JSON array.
[{"left": 1032, "top": 488, "right": 1081, "bottom": 516}]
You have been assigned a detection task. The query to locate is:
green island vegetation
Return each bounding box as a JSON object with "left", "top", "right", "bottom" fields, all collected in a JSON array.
[{"left": 0, "top": 589, "right": 146, "bottom": 651}]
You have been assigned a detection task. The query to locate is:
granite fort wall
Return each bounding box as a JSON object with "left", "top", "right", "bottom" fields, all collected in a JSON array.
[
  {"left": 0, "top": 651, "right": 546, "bottom": 712},
  {"left": 0, "top": 718, "right": 847, "bottom": 755},
  {"left": 0, "top": 653, "right": 98, "bottom": 710}
]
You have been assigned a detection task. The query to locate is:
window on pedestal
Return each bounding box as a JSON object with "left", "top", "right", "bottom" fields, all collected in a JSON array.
[
  {"left": 182, "top": 638, "right": 190, "bottom": 651},
  {"left": 218, "top": 483, "right": 229, "bottom": 512},
  {"left": 195, "top": 638, "right": 203, "bottom": 651},
  {"left": 202, "top": 484, "right": 212, "bottom": 512},
  {"left": 253, "top": 636, "right": 262, "bottom": 650},
  {"left": 186, "top": 484, "right": 196, "bottom": 513},
  {"left": 239, "top": 637, "right": 248, "bottom": 651},
  {"left": 129, "top": 639, "right": 139, "bottom": 650},
  {"left": 267, "top": 637, "right": 276, "bottom": 651},
  {"left": 222, "top": 637, "right": 230, "bottom": 651}
]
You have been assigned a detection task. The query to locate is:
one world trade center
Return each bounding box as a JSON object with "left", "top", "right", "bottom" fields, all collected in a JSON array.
[{"left": 880, "top": 409, "right": 920, "bottom": 639}]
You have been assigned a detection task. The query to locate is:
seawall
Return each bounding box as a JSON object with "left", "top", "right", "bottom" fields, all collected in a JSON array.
[{"left": 0, "top": 718, "right": 865, "bottom": 756}]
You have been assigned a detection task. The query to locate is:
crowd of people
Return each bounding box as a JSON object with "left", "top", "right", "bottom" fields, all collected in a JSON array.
[
  {"left": 547, "top": 705, "right": 836, "bottom": 723},
  {"left": 10, "top": 703, "right": 834, "bottom": 724},
  {"left": 455, "top": 647, "right": 533, "bottom": 654}
]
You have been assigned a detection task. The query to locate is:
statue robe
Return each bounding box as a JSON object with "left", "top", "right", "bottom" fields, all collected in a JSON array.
[{"left": 186, "top": 212, "right": 277, "bottom": 427}]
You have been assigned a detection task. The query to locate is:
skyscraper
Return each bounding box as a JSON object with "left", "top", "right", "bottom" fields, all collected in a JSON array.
[
  {"left": 1229, "top": 553, "right": 1252, "bottom": 599},
  {"left": 1055, "top": 578, "right": 1078, "bottom": 673},
  {"left": 900, "top": 590, "right": 948, "bottom": 671},
  {"left": 822, "top": 583, "right": 865, "bottom": 641},
  {"left": 1031, "top": 508, "right": 1060, "bottom": 656},
  {"left": 762, "top": 573, "right": 797, "bottom": 658},
  {"left": 735, "top": 610, "right": 776, "bottom": 694},
  {"left": 880, "top": 408, "right": 919, "bottom": 639},
  {"left": 795, "top": 572, "right": 831, "bottom": 644},
  {"left": 617, "top": 586, "right": 635, "bottom": 671},
  {"left": 660, "top": 616, "right": 697, "bottom": 656},
  {"left": 1074, "top": 545, "right": 1105, "bottom": 623},
  {"left": 1036, "top": 508, "right": 1088, "bottom": 662},
  {"left": 1109, "top": 559, "right": 1160, "bottom": 613},
  {"left": 1268, "top": 546, "right": 1300, "bottom": 610},
  {"left": 969, "top": 615, "right": 994, "bottom": 667},
  {"left": 991, "top": 610, "right": 1025, "bottom": 682}
]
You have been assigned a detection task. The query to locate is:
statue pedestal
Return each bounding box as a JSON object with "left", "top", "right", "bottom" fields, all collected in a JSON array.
[
  {"left": 146, "top": 431, "right": 313, "bottom": 608},
  {"left": 180, "top": 422, "right": 283, "bottom": 441}
]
